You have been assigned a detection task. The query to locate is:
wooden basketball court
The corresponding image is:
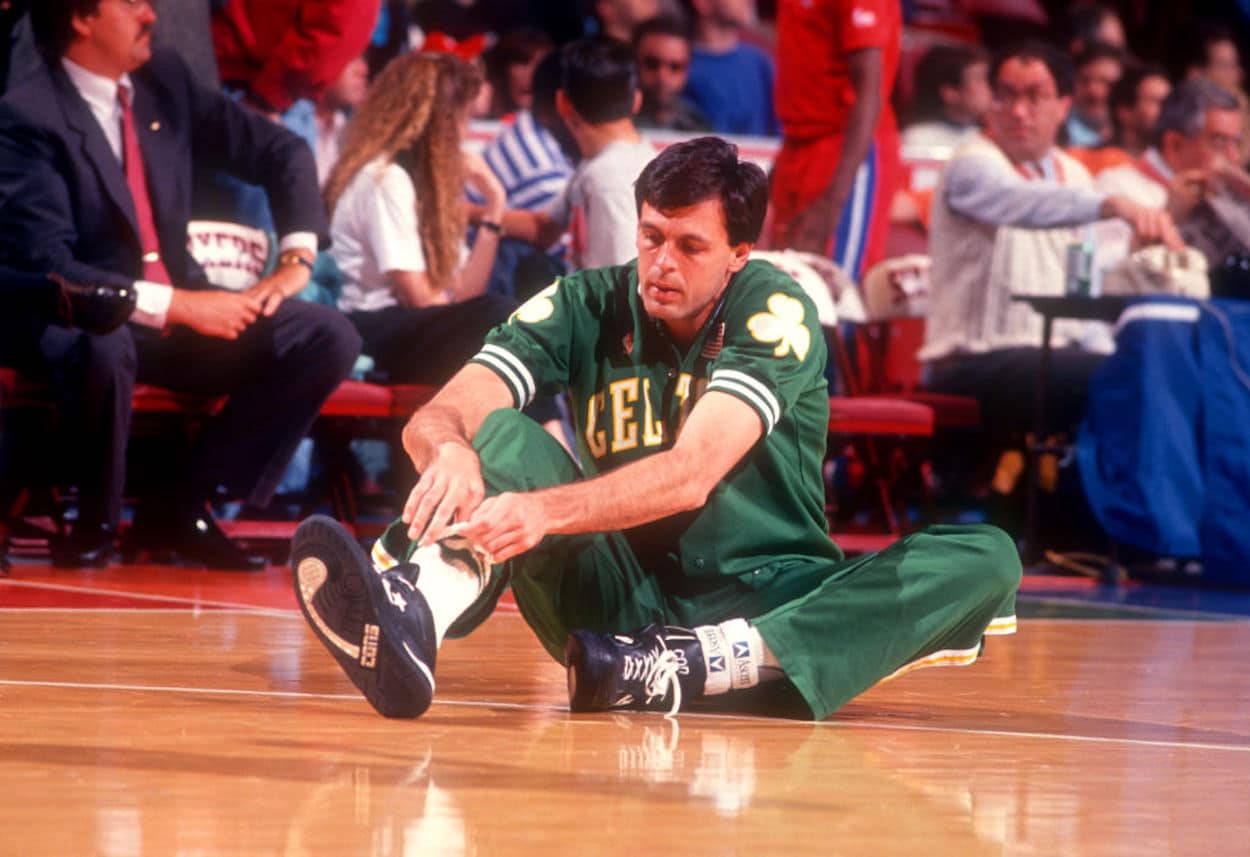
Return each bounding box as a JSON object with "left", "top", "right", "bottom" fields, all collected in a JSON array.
[{"left": 2, "top": 562, "right": 1248, "bottom": 856}]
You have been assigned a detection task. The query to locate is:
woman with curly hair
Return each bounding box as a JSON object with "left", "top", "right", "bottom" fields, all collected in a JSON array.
[{"left": 325, "top": 51, "right": 513, "bottom": 384}]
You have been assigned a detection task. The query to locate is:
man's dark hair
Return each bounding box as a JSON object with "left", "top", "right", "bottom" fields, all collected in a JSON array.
[
  {"left": 1152, "top": 78, "right": 1240, "bottom": 148},
  {"left": 530, "top": 47, "right": 579, "bottom": 161},
  {"left": 633, "top": 136, "right": 768, "bottom": 245},
  {"left": 531, "top": 44, "right": 564, "bottom": 120},
  {"left": 485, "top": 27, "right": 553, "bottom": 114},
  {"left": 1072, "top": 41, "right": 1124, "bottom": 73},
  {"left": 908, "top": 43, "right": 989, "bottom": 124},
  {"left": 29, "top": 0, "right": 99, "bottom": 58},
  {"left": 631, "top": 14, "right": 694, "bottom": 49},
  {"left": 560, "top": 38, "right": 638, "bottom": 124},
  {"left": 991, "top": 40, "right": 1075, "bottom": 98},
  {"left": 1109, "top": 60, "right": 1168, "bottom": 112}
]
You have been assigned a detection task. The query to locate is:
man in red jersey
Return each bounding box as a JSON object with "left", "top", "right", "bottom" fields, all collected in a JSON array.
[{"left": 770, "top": 0, "right": 901, "bottom": 282}]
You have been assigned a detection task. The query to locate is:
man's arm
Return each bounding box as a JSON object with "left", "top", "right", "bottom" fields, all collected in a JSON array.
[
  {"left": 458, "top": 392, "right": 764, "bottom": 562},
  {"left": 783, "top": 47, "right": 882, "bottom": 254},
  {"left": 500, "top": 207, "right": 566, "bottom": 249},
  {"left": 400, "top": 363, "right": 517, "bottom": 544},
  {"left": 945, "top": 155, "right": 1107, "bottom": 228},
  {"left": 949, "top": 156, "right": 1182, "bottom": 247}
]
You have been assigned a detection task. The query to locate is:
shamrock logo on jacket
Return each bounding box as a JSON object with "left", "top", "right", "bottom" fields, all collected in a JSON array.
[
  {"left": 512, "top": 281, "right": 559, "bottom": 324},
  {"left": 747, "top": 293, "right": 810, "bottom": 361}
]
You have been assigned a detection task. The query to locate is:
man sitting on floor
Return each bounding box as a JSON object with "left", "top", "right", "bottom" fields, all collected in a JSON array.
[{"left": 290, "top": 136, "right": 1021, "bottom": 721}]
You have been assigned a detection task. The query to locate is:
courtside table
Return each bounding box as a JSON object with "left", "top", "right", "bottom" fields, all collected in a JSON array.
[{"left": 1012, "top": 294, "right": 1132, "bottom": 577}]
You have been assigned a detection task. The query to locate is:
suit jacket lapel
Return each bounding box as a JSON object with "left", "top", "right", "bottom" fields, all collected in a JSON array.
[
  {"left": 50, "top": 66, "right": 140, "bottom": 239},
  {"left": 130, "top": 75, "right": 174, "bottom": 239}
]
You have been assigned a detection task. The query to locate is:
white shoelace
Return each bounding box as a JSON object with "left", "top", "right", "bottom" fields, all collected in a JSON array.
[{"left": 622, "top": 646, "right": 685, "bottom": 718}]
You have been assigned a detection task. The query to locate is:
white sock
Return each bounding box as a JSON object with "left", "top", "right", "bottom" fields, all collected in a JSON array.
[
  {"left": 693, "top": 619, "right": 779, "bottom": 696},
  {"left": 373, "top": 536, "right": 488, "bottom": 646}
]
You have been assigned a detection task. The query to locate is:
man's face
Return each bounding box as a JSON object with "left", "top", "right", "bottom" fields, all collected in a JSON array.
[
  {"left": 72, "top": 0, "right": 156, "bottom": 78},
  {"left": 323, "top": 56, "right": 369, "bottom": 112},
  {"left": 988, "top": 57, "right": 1070, "bottom": 162},
  {"left": 1205, "top": 39, "right": 1244, "bottom": 93},
  {"left": 1073, "top": 56, "right": 1122, "bottom": 128},
  {"left": 636, "top": 198, "right": 751, "bottom": 342},
  {"left": 946, "top": 60, "right": 992, "bottom": 124},
  {"left": 636, "top": 33, "right": 691, "bottom": 109},
  {"left": 1120, "top": 74, "right": 1170, "bottom": 140},
  {"left": 506, "top": 54, "right": 544, "bottom": 111},
  {"left": 1167, "top": 108, "right": 1244, "bottom": 172}
]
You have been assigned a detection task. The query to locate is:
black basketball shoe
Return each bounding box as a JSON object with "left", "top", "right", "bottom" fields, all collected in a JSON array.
[
  {"left": 566, "top": 625, "right": 707, "bottom": 716},
  {"left": 290, "top": 515, "right": 437, "bottom": 719}
]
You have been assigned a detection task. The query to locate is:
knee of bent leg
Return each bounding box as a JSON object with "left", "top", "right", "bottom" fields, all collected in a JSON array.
[
  {"left": 312, "top": 305, "right": 363, "bottom": 376},
  {"left": 955, "top": 523, "right": 1022, "bottom": 601},
  {"left": 81, "top": 327, "right": 136, "bottom": 377}
]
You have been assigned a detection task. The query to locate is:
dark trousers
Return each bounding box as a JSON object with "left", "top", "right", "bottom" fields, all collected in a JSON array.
[
  {"left": 348, "top": 294, "right": 516, "bottom": 385},
  {"left": 2, "top": 297, "right": 360, "bottom": 528},
  {"left": 924, "top": 346, "right": 1107, "bottom": 437}
]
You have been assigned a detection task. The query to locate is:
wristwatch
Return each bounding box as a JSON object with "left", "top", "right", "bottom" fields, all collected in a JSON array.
[{"left": 278, "top": 250, "right": 314, "bottom": 272}]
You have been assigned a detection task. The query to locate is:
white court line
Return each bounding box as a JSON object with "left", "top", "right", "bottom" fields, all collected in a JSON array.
[
  {"left": 0, "top": 580, "right": 522, "bottom": 615},
  {"left": 1018, "top": 596, "right": 1250, "bottom": 622},
  {"left": 0, "top": 579, "right": 294, "bottom": 617},
  {"left": 2, "top": 677, "right": 1248, "bottom": 755}
]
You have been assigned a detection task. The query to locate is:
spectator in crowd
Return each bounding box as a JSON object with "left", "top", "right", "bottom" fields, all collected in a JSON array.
[
  {"left": 1108, "top": 61, "right": 1171, "bottom": 158},
  {"left": 1180, "top": 21, "right": 1244, "bottom": 97},
  {"left": 480, "top": 48, "right": 575, "bottom": 297},
  {"left": 419, "top": 30, "right": 495, "bottom": 118},
  {"left": 920, "top": 42, "right": 1180, "bottom": 442},
  {"left": 901, "top": 43, "right": 992, "bottom": 155},
  {"left": 631, "top": 14, "right": 710, "bottom": 132},
  {"left": 500, "top": 38, "right": 656, "bottom": 272},
  {"left": 591, "top": 0, "right": 661, "bottom": 43},
  {"left": 212, "top": 0, "right": 380, "bottom": 118},
  {"left": 682, "top": 0, "right": 778, "bottom": 137},
  {"left": 484, "top": 27, "right": 552, "bottom": 119},
  {"left": 1064, "top": 2, "right": 1126, "bottom": 56},
  {"left": 1097, "top": 79, "right": 1250, "bottom": 290},
  {"left": 769, "top": 0, "right": 901, "bottom": 281},
  {"left": 324, "top": 52, "right": 514, "bottom": 385},
  {"left": 1064, "top": 43, "right": 1124, "bottom": 147},
  {"left": 0, "top": 0, "right": 361, "bottom": 569},
  {"left": 1178, "top": 20, "right": 1249, "bottom": 163},
  {"left": 284, "top": 53, "right": 370, "bottom": 188}
]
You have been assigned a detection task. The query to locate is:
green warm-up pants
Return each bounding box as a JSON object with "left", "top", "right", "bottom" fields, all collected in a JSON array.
[{"left": 376, "top": 409, "right": 1022, "bottom": 720}]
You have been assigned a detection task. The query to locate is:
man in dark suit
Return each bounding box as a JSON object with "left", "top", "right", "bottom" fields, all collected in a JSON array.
[{"left": 0, "top": 0, "right": 361, "bottom": 569}]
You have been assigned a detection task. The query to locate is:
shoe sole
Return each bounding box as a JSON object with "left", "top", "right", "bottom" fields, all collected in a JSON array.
[
  {"left": 565, "top": 630, "right": 612, "bottom": 712},
  {"left": 290, "top": 515, "right": 434, "bottom": 718}
]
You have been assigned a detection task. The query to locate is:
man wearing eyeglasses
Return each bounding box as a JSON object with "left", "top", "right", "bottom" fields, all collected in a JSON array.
[
  {"left": 918, "top": 42, "right": 1182, "bottom": 528},
  {"left": 0, "top": 0, "right": 361, "bottom": 569},
  {"left": 1097, "top": 79, "right": 1250, "bottom": 296},
  {"left": 631, "top": 15, "right": 710, "bottom": 133}
]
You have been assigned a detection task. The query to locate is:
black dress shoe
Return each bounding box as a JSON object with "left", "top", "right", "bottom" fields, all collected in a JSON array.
[
  {"left": 51, "top": 522, "right": 117, "bottom": 569},
  {"left": 126, "top": 511, "right": 266, "bottom": 571},
  {"left": 50, "top": 273, "right": 137, "bottom": 335}
]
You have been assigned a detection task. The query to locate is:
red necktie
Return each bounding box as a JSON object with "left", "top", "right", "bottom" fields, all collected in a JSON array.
[{"left": 118, "top": 85, "right": 172, "bottom": 285}]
